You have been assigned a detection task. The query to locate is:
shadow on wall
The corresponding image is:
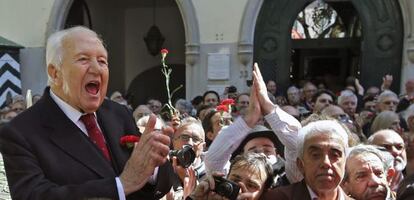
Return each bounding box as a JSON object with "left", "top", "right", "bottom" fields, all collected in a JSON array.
[{"left": 127, "top": 64, "right": 185, "bottom": 109}]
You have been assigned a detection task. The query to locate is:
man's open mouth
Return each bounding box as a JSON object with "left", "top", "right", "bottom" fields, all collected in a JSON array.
[{"left": 85, "top": 81, "right": 100, "bottom": 95}]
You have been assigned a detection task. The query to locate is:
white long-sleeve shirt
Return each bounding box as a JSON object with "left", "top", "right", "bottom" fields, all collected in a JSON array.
[{"left": 205, "top": 106, "right": 303, "bottom": 183}]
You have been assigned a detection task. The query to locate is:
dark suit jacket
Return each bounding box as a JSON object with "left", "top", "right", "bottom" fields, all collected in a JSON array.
[
  {"left": 260, "top": 180, "right": 354, "bottom": 200},
  {"left": 0, "top": 88, "right": 172, "bottom": 200},
  {"left": 397, "top": 173, "right": 414, "bottom": 200}
]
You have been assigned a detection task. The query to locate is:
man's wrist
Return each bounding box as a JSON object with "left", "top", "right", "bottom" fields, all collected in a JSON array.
[{"left": 263, "top": 103, "right": 275, "bottom": 115}]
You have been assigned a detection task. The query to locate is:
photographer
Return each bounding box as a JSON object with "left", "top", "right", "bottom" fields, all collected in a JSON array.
[
  {"left": 187, "top": 152, "right": 273, "bottom": 200},
  {"left": 169, "top": 117, "right": 206, "bottom": 199}
]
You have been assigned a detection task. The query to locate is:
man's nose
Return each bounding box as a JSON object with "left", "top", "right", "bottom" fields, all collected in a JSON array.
[
  {"left": 321, "top": 154, "right": 332, "bottom": 168},
  {"left": 89, "top": 59, "right": 101, "bottom": 73},
  {"left": 390, "top": 147, "right": 400, "bottom": 158},
  {"left": 367, "top": 173, "right": 382, "bottom": 187}
]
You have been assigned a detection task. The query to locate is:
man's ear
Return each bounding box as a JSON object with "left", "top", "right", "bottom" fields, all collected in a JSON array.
[
  {"left": 386, "top": 167, "right": 396, "bottom": 184},
  {"left": 206, "top": 131, "right": 214, "bottom": 141},
  {"left": 47, "top": 64, "right": 61, "bottom": 85},
  {"left": 296, "top": 158, "right": 305, "bottom": 175}
]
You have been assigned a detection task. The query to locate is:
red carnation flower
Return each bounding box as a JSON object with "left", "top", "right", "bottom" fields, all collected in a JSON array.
[
  {"left": 120, "top": 135, "right": 140, "bottom": 149},
  {"left": 220, "top": 99, "right": 235, "bottom": 106},
  {"left": 216, "top": 105, "right": 229, "bottom": 113},
  {"left": 160, "top": 48, "right": 169, "bottom": 54}
]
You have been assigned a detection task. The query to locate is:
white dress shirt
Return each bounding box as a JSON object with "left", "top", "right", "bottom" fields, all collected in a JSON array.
[{"left": 205, "top": 105, "right": 303, "bottom": 183}]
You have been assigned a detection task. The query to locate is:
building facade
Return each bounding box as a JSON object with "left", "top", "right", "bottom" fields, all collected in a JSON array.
[{"left": 1, "top": 0, "right": 413, "bottom": 107}]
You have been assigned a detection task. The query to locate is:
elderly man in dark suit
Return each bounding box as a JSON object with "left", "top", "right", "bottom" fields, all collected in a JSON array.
[
  {"left": 261, "top": 119, "right": 353, "bottom": 200},
  {"left": 0, "top": 26, "right": 171, "bottom": 199}
]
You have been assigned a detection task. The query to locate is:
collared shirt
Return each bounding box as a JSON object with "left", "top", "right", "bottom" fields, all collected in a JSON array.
[
  {"left": 264, "top": 105, "right": 303, "bottom": 183},
  {"left": 205, "top": 105, "right": 302, "bottom": 184},
  {"left": 306, "top": 185, "right": 346, "bottom": 200},
  {"left": 50, "top": 90, "right": 87, "bottom": 134},
  {"left": 49, "top": 90, "right": 126, "bottom": 200}
]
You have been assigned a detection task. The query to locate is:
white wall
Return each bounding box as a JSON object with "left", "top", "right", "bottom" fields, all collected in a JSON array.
[
  {"left": 0, "top": 0, "right": 54, "bottom": 47},
  {"left": 193, "top": 0, "right": 248, "bottom": 44}
]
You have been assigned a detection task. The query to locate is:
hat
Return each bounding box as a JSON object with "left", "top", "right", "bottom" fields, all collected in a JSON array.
[{"left": 231, "top": 125, "right": 284, "bottom": 160}]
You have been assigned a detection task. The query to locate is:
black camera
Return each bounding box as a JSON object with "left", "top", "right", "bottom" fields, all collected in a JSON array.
[
  {"left": 169, "top": 144, "right": 196, "bottom": 168},
  {"left": 213, "top": 176, "right": 240, "bottom": 200}
]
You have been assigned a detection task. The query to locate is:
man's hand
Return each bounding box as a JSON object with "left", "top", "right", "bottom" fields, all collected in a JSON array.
[
  {"left": 243, "top": 73, "right": 262, "bottom": 128},
  {"left": 120, "top": 114, "right": 171, "bottom": 195},
  {"left": 252, "top": 63, "right": 275, "bottom": 115},
  {"left": 237, "top": 182, "right": 257, "bottom": 200},
  {"left": 381, "top": 74, "right": 393, "bottom": 91},
  {"left": 183, "top": 167, "right": 197, "bottom": 199},
  {"left": 355, "top": 79, "right": 364, "bottom": 96}
]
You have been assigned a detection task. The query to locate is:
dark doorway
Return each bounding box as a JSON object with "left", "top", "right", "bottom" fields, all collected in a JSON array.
[
  {"left": 291, "top": 38, "right": 361, "bottom": 93},
  {"left": 126, "top": 64, "right": 185, "bottom": 109},
  {"left": 64, "top": 0, "right": 92, "bottom": 28},
  {"left": 254, "top": 0, "right": 403, "bottom": 93}
]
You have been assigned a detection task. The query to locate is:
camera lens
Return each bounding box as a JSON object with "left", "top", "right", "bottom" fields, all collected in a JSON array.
[
  {"left": 169, "top": 145, "right": 196, "bottom": 168},
  {"left": 216, "top": 182, "right": 233, "bottom": 195}
]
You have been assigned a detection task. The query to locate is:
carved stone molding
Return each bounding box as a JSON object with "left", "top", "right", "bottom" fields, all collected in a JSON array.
[
  {"left": 185, "top": 43, "right": 200, "bottom": 66},
  {"left": 238, "top": 42, "right": 253, "bottom": 66},
  {"left": 408, "top": 49, "right": 414, "bottom": 63}
]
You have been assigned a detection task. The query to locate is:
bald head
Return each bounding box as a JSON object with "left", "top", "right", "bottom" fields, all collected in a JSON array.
[
  {"left": 321, "top": 105, "right": 346, "bottom": 120},
  {"left": 368, "top": 129, "right": 407, "bottom": 171},
  {"left": 368, "top": 129, "right": 403, "bottom": 145},
  {"left": 281, "top": 105, "right": 300, "bottom": 119}
]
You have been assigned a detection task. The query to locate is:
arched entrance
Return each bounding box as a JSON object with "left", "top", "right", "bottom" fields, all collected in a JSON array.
[
  {"left": 254, "top": 0, "right": 403, "bottom": 92},
  {"left": 127, "top": 64, "right": 185, "bottom": 108},
  {"left": 46, "top": 0, "right": 201, "bottom": 104}
]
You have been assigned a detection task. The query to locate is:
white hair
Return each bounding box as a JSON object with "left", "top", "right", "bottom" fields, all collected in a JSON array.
[
  {"left": 404, "top": 104, "right": 414, "bottom": 122},
  {"left": 297, "top": 120, "right": 349, "bottom": 159},
  {"left": 45, "top": 26, "right": 102, "bottom": 85},
  {"left": 377, "top": 90, "right": 398, "bottom": 103},
  {"left": 338, "top": 90, "right": 357, "bottom": 105},
  {"left": 344, "top": 144, "right": 389, "bottom": 181},
  {"left": 287, "top": 86, "right": 299, "bottom": 94},
  {"left": 176, "top": 117, "right": 205, "bottom": 141}
]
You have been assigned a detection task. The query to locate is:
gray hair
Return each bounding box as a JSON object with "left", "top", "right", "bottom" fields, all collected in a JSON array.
[
  {"left": 297, "top": 120, "right": 348, "bottom": 159},
  {"left": 176, "top": 117, "right": 205, "bottom": 141},
  {"left": 175, "top": 99, "right": 194, "bottom": 115},
  {"left": 338, "top": 90, "right": 357, "bottom": 105},
  {"left": 404, "top": 104, "right": 414, "bottom": 122},
  {"left": 343, "top": 144, "right": 388, "bottom": 181},
  {"left": 370, "top": 111, "right": 399, "bottom": 134},
  {"left": 287, "top": 86, "right": 299, "bottom": 94},
  {"left": 377, "top": 90, "right": 398, "bottom": 103},
  {"left": 46, "top": 26, "right": 103, "bottom": 85}
]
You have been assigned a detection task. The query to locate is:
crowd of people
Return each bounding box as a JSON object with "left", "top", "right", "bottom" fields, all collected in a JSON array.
[{"left": 2, "top": 26, "right": 414, "bottom": 200}]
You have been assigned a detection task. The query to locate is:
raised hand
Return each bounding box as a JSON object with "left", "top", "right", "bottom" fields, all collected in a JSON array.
[
  {"left": 381, "top": 74, "right": 393, "bottom": 90},
  {"left": 120, "top": 114, "right": 171, "bottom": 195},
  {"left": 252, "top": 63, "right": 275, "bottom": 115},
  {"left": 183, "top": 167, "right": 197, "bottom": 199},
  {"left": 243, "top": 72, "right": 262, "bottom": 128},
  {"left": 354, "top": 78, "right": 364, "bottom": 96}
]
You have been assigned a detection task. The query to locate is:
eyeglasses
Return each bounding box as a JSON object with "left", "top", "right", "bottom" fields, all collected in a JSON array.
[
  {"left": 382, "top": 101, "right": 399, "bottom": 105},
  {"left": 175, "top": 134, "right": 202, "bottom": 144},
  {"left": 247, "top": 146, "right": 276, "bottom": 156}
]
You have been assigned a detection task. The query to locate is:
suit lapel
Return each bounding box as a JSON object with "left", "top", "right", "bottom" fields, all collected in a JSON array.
[
  {"left": 292, "top": 180, "right": 312, "bottom": 200},
  {"left": 41, "top": 89, "right": 115, "bottom": 178}
]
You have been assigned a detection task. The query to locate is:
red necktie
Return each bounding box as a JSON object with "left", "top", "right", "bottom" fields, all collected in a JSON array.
[{"left": 80, "top": 114, "right": 111, "bottom": 161}]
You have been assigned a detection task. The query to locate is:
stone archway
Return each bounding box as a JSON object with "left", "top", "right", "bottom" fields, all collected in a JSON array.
[
  {"left": 253, "top": 0, "right": 404, "bottom": 92},
  {"left": 47, "top": 0, "right": 201, "bottom": 100},
  {"left": 46, "top": 0, "right": 74, "bottom": 39}
]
